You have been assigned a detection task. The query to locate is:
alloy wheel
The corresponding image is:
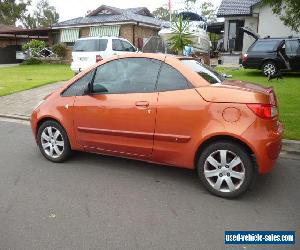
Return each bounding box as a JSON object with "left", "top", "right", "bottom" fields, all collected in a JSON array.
[
  {"left": 204, "top": 150, "right": 245, "bottom": 193},
  {"left": 263, "top": 63, "right": 276, "bottom": 76},
  {"left": 41, "top": 126, "right": 65, "bottom": 159}
]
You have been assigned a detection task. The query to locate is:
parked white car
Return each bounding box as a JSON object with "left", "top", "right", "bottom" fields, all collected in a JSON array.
[{"left": 71, "top": 36, "right": 138, "bottom": 73}]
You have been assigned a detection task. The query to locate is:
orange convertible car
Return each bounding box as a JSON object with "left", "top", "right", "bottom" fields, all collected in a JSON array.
[{"left": 31, "top": 53, "right": 283, "bottom": 198}]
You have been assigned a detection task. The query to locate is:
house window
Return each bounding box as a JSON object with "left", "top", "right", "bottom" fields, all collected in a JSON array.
[
  {"left": 60, "top": 28, "right": 80, "bottom": 43},
  {"left": 90, "top": 26, "right": 120, "bottom": 37}
]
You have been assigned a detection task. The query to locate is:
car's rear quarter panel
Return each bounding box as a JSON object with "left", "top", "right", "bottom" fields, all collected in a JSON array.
[{"left": 152, "top": 88, "right": 256, "bottom": 169}]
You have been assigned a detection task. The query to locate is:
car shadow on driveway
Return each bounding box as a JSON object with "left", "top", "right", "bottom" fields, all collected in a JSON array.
[{"left": 58, "top": 150, "right": 282, "bottom": 201}]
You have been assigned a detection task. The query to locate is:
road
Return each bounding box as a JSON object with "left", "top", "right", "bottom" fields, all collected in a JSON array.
[{"left": 0, "top": 119, "right": 299, "bottom": 250}]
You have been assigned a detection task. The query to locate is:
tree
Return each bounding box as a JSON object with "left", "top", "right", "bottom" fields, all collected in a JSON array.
[
  {"left": 263, "top": 0, "right": 300, "bottom": 32},
  {"left": 152, "top": 6, "right": 170, "bottom": 21},
  {"left": 22, "top": 0, "right": 59, "bottom": 28},
  {"left": 183, "top": 0, "right": 197, "bottom": 11},
  {"left": 200, "top": 2, "right": 217, "bottom": 23},
  {"left": 0, "top": 0, "right": 29, "bottom": 25},
  {"left": 22, "top": 39, "right": 45, "bottom": 56},
  {"left": 169, "top": 15, "right": 193, "bottom": 55}
]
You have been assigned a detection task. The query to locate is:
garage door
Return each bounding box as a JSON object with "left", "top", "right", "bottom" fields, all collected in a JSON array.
[{"left": 0, "top": 45, "right": 20, "bottom": 64}]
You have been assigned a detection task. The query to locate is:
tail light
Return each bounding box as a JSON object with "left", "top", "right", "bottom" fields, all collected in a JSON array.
[
  {"left": 96, "top": 55, "right": 102, "bottom": 63},
  {"left": 242, "top": 53, "right": 248, "bottom": 63},
  {"left": 247, "top": 104, "right": 278, "bottom": 119}
]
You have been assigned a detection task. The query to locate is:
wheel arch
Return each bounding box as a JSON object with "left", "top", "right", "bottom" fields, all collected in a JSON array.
[
  {"left": 194, "top": 134, "right": 255, "bottom": 169},
  {"left": 36, "top": 116, "right": 64, "bottom": 137}
]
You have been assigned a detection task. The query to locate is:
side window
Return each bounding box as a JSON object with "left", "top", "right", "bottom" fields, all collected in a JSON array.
[
  {"left": 121, "top": 41, "right": 136, "bottom": 52},
  {"left": 286, "top": 40, "right": 300, "bottom": 56},
  {"left": 112, "top": 39, "right": 123, "bottom": 51},
  {"left": 99, "top": 39, "right": 108, "bottom": 51},
  {"left": 157, "top": 63, "right": 190, "bottom": 91},
  {"left": 62, "top": 70, "right": 95, "bottom": 96},
  {"left": 92, "top": 58, "right": 161, "bottom": 94},
  {"left": 250, "top": 41, "right": 280, "bottom": 52}
]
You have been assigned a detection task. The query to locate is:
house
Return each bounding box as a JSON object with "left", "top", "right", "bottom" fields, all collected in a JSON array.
[
  {"left": 50, "top": 5, "right": 168, "bottom": 59},
  {"left": 217, "top": 0, "right": 300, "bottom": 53},
  {"left": 0, "top": 24, "right": 50, "bottom": 64}
]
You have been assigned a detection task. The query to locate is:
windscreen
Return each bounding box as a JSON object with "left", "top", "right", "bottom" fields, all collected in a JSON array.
[
  {"left": 181, "top": 59, "right": 225, "bottom": 84},
  {"left": 73, "top": 39, "right": 108, "bottom": 52}
]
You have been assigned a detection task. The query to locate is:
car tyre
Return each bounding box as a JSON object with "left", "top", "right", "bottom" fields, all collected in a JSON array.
[
  {"left": 37, "top": 120, "right": 72, "bottom": 163},
  {"left": 197, "top": 141, "right": 254, "bottom": 198},
  {"left": 262, "top": 61, "right": 278, "bottom": 77}
]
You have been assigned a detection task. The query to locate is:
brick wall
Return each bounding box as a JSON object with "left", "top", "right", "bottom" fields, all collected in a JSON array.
[
  {"left": 120, "top": 24, "right": 134, "bottom": 44},
  {"left": 0, "top": 39, "right": 15, "bottom": 48},
  {"left": 133, "top": 25, "right": 158, "bottom": 48},
  {"left": 120, "top": 24, "right": 159, "bottom": 48}
]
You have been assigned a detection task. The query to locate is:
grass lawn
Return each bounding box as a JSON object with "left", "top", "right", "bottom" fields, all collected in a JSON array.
[
  {"left": 218, "top": 68, "right": 300, "bottom": 140},
  {"left": 0, "top": 64, "right": 73, "bottom": 97}
]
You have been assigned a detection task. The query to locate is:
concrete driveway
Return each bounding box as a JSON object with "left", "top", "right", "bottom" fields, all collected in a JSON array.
[
  {"left": 0, "top": 120, "right": 299, "bottom": 250},
  {"left": 0, "top": 82, "right": 65, "bottom": 119}
]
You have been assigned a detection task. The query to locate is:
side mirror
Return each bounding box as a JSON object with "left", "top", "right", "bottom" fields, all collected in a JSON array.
[{"left": 93, "top": 83, "right": 108, "bottom": 93}]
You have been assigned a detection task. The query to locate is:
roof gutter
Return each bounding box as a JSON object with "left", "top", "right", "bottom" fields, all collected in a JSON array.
[{"left": 52, "top": 21, "right": 161, "bottom": 30}]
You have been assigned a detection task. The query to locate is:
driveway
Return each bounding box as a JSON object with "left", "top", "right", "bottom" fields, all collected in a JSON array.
[
  {"left": 0, "top": 120, "right": 299, "bottom": 250},
  {"left": 0, "top": 81, "right": 65, "bottom": 119}
]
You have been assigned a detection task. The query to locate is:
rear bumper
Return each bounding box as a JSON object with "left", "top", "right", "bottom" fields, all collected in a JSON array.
[{"left": 242, "top": 120, "right": 283, "bottom": 174}]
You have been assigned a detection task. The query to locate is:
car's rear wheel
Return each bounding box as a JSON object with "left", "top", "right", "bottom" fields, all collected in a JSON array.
[
  {"left": 37, "top": 120, "right": 72, "bottom": 163},
  {"left": 262, "top": 61, "right": 278, "bottom": 76},
  {"left": 197, "top": 141, "right": 254, "bottom": 198}
]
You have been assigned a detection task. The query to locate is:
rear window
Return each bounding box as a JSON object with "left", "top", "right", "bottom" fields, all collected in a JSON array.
[
  {"left": 181, "top": 59, "right": 225, "bottom": 84},
  {"left": 250, "top": 40, "right": 281, "bottom": 52},
  {"left": 73, "top": 39, "right": 108, "bottom": 52}
]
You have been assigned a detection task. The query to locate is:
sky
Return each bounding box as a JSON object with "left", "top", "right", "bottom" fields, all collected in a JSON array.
[{"left": 30, "top": 0, "right": 222, "bottom": 22}]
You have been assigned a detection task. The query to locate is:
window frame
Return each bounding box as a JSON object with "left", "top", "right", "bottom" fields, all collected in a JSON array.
[
  {"left": 61, "top": 57, "right": 194, "bottom": 97},
  {"left": 90, "top": 57, "right": 163, "bottom": 95},
  {"left": 285, "top": 39, "right": 300, "bottom": 56},
  {"left": 61, "top": 70, "right": 96, "bottom": 97},
  {"left": 155, "top": 61, "right": 193, "bottom": 92}
]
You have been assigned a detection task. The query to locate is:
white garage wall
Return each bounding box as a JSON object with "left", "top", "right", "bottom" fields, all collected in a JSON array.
[
  {"left": 254, "top": 5, "right": 300, "bottom": 38},
  {"left": 242, "top": 16, "right": 258, "bottom": 54}
]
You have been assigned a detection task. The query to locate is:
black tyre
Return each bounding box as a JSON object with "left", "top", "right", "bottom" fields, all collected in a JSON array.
[
  {"left": 197, "top": 141, "right": 254, "bottom": 198},
  {"left": 262, "top": 61, "right": 278, "bottom": 76},
  {"left": 37, "top": 120, "right": 72, "bottom": 163}
]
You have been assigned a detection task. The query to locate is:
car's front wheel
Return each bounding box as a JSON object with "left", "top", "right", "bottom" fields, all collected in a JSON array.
[
  {"left": 197, "top": 141, "right": 254, "bottom": 198},
  {"left": 37, "top": 120, "right": 72, "bottom": 163},
  {"left": 262, "top": 61, "right": 278, "bottom": 76}
]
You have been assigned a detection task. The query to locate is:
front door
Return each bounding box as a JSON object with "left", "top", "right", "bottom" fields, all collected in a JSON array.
[
  {"left": 286, "top": 39, "right": 300, "bottom": 70},
  {"left": 73, "top": 57, "right": 161, "bottom": 157},
  {"left": 228, "top": 20, "right": 245, "bottom": 51}
]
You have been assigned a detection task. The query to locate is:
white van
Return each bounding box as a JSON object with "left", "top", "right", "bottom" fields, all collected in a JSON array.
[{"left": 71, "top": 36, "right": 138, "bottom": 73}]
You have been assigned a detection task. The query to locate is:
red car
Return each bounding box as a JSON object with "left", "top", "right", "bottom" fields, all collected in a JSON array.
[{"left": 31, "top": 53, "right": 283, "bottom": 198}]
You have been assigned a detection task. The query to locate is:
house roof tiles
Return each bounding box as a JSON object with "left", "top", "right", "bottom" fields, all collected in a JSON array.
[
  {"left": 53, "top": 5, "right": 168, "bottom": 28},
  {"left": 217, "top": 0, "right": 261, "bottom": 17}
]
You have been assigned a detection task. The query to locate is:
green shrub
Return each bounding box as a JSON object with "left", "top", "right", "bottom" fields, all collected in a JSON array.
[
  {"left": 52, "top": 43, "right": 67, "bottom": 58},
  {"left": 22, "top": 57, "right": 43, "bottom": 65},
  {"left": 22, "top": 39, "right": 46, "bottom": 57}
]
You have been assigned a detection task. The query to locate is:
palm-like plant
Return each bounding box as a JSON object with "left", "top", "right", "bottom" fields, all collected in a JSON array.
[{"left": 169, "top": 15, "right": 193, "bottom": 55}]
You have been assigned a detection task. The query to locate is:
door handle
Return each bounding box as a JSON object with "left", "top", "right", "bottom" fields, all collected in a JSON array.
[{"left": 135, "top": 101, "right": 150, "bottom": 108}]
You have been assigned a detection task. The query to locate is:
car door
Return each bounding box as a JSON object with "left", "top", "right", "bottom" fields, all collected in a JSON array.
[
  {"left": 111, "top": 39, "right": 136, "bottom": 56},
  {"left": 152, "top": 60, "right": 208, "bottom": 167},
  {"left": 285, "top": 39, "right": 300, "bottom": 70},
  {"left": 73, "top": 57, "right": 161, "bottom": 158}
]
